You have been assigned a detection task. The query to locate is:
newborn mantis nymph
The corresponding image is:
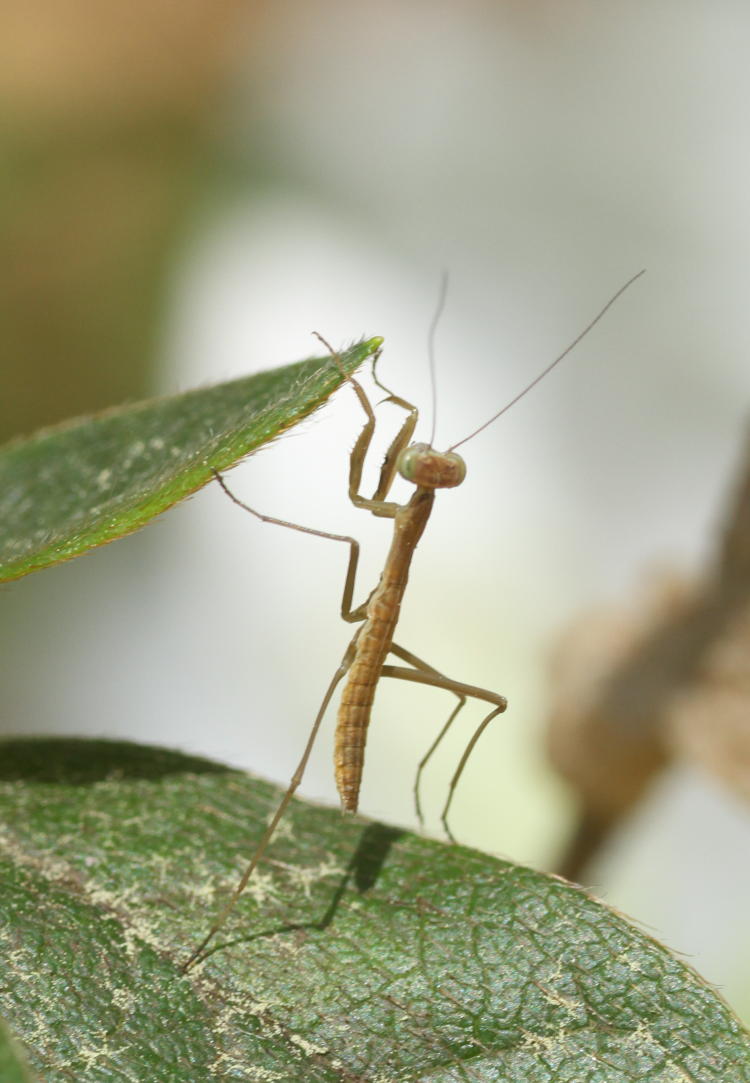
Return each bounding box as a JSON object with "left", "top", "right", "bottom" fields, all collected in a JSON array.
[{"left": 185, "top": 271, "right": 644, "bottom": 969}]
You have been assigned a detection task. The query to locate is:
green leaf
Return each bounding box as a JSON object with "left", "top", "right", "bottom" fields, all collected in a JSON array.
[
  {"left": 0, "top": 1018, "right": 37, "bottom": 1083},
  {"left": 0, "top": 738, "right": 748, "bottom": 1082},
  {"left": 0, "top": 338, "right": 382, "bottom": 583}
]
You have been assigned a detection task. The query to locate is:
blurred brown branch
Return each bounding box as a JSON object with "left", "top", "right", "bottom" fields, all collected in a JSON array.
[{"left": 548, "top": 429, "right": 750, "bottom": 881}]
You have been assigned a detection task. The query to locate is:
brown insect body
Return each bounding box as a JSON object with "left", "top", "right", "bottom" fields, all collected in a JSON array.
[
  {"left": 335, "top": 485, "right": 435, "bottom": 810},
  {"left": 186, "top": 274, "right": 643, "bottom": 968}
]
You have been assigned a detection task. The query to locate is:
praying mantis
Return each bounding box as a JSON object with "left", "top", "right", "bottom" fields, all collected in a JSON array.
[{"left": 184, "top": 271, "right": 644, "bottom": 969}]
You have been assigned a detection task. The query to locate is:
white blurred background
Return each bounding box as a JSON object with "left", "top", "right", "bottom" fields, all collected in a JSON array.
[{"left": 2, "top": 1, "right": 749, "bottom": 1019}]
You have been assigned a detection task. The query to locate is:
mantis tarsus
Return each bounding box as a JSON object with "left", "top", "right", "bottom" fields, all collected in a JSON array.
[{"left": 184, "top": 270, "right": 644, "bottom": 970}]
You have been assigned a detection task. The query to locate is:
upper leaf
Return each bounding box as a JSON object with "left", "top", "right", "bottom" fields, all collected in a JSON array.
[{"left": 0, "top": 338, "right": 381, "bottom": 583}]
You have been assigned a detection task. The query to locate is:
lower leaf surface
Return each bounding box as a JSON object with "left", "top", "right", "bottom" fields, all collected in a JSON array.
[{"left": 0, "top": 738, "right": 747, "bottom": 1082}]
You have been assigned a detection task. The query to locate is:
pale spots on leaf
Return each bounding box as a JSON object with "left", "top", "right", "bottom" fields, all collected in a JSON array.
[{"left": 245, "top": 869, "right": 278, "bottom": 907}]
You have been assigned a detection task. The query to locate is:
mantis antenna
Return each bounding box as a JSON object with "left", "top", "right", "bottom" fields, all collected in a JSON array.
[
  {"left": 427, "top": 271, "right": 449, "bottom": 448},
  {"left": 448, "top": 268, "right": 646, "bottom": 452}
]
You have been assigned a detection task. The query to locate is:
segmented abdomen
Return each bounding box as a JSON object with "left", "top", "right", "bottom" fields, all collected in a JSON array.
[
  {"left": 333, "top": 487, "right": 434, "bottom": 813},
  {"left": 334, "top": 584, "right": 402, "bottom": 811}
]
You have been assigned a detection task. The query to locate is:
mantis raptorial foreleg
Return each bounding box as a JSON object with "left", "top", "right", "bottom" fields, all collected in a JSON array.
[{"left": 344, "top": 377, "right": 417, "bottom": 514}]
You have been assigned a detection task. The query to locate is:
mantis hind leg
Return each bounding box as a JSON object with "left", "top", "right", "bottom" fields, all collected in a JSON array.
[
  {"left": 183, "top": 630, "right": 361, "bottom": 971},
  {"left": 383, "top": 643, "right": 507, "bottom": 841},
  {"left": 385, "top": 643, "right": 466, "bottom": 827}
]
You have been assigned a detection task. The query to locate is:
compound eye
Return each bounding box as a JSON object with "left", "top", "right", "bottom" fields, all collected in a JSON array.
[
  {"left": 396, "top": 443, "right": 429, "bottom": 482},
  {"left": 397, "top": 444, "right": 466, "bottom": 489}
]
